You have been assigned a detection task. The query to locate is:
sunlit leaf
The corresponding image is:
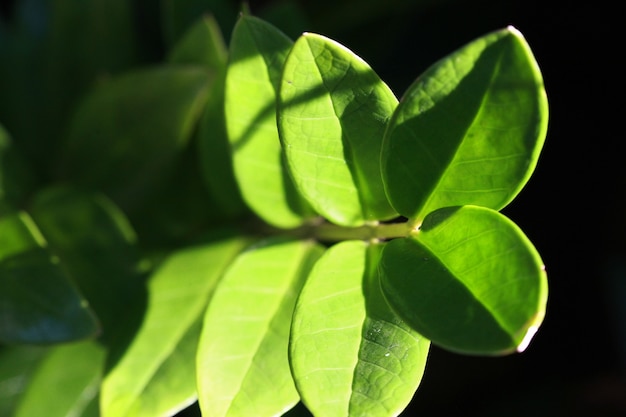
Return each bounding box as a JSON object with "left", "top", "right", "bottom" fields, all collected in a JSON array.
[
  {"left": 101, "top": 231, "right": 250, "bottom": 417},
  {"left": 0, "top": 211, "right": 99, "bottom": 344},
  {"left": 290, "top": 240, "right": 430, "bottom": 416},
  {"left": 382, "top": 27, "right": 548, "bottom": 221},
  {"left": 379, "top": 205, "right": 547, "bottom": 355},
  {"left": 279, "top": 33, "right": 398, "bottom": 226},
  {"left": 197, "top": 237, "right": 324, "bottom": 417},
  {"left": 225, "top": 15, "right": 313, "bottom": 228},
  {"left": 13, "top": 341, "right": 105, "bottom": 417}
]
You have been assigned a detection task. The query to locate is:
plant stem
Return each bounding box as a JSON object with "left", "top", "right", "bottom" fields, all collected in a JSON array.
[
  {"left": 309, "top": 220, "right": 414, "bottom": 242},
  {"left": 248, "top": 217, "right": 416, "bottom": 243}
]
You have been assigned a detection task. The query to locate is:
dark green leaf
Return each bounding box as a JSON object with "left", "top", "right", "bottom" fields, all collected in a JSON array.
[
  {"left": 0, "top": 211, "right": 99, "bottom": 344},
  {"left": 279, "top": 33, "right": 398, "bottom": 226},
  {"left": 382, "top": 27, "right": 548, "bottom": 221},
  {"left": 59, "top": 66, "right": 213, "bottom": 211},
  {"left": 0, "top": 125, "right": 36, "bottom": 208},
  {"left": 167, "top": 14, "right": 228, "bottom": 68},
  {"left": 379, "top": 205, "right": 547, "bottom": 355},
  {"left": 29, "top": 187, "right": 145, "bottom": 346}
]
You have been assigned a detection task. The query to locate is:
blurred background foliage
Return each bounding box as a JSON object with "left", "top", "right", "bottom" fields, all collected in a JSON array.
[{"left": 1, "top": 0, "right": 625, "bottom": 416}]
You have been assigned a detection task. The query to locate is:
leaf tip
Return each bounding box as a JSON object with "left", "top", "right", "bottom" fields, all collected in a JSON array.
[{"left": 516, "top": 325, "right": 539, "bottom": 353}]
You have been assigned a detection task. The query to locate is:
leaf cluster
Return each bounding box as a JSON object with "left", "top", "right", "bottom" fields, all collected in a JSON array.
[{"left": 0, "top": 3, "right": 549, "bottom": 417}]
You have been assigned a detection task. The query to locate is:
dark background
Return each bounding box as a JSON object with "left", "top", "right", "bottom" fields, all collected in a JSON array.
[{"left": 2, "top": 0, "right": 625, "bottom": 415}]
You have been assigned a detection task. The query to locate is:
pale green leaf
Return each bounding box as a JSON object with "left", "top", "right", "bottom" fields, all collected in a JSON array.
[
  {"left": 290, "top": 240, "right": 430, "bottom": 416},
  {"left": 278, "top": 33, "right": 398, "bottom": 226},
  {"left": 379, "top": 205, "right": 548, "bottom": 355},
  {"left": 225, "top": 15, "right": 313, "bottom": 228},
  {"left": 197, "top": 238, "right": 324, "bottom": 417},
  {"left": 101, "top": 232, "right": 250, "bottom": 417},
  {"left": 382, "top": 27, "right": 548, "bottom": 221}
]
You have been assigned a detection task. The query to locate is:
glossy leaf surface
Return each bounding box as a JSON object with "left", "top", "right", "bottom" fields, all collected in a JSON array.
[
  {"left": 13, "top": 341, "right": 105, "bottom": 417},
  {"left": 382, "top": 27, "right": 548, "bottom": 221},
  {"left": 225, "top": 15, "right": 312, "bottom": 228},
  {"left": 60, "top": 66, "right": 212, "bottom": 211},
  {"left": 0, "top": 211, "right": 99, "bottom": 344},
  {"left": 101, "top": 232, "right": 249, "bottom": 417},
  {"left": 379, "top": 206, "right": 547, "bottom": 355},
  {"left": 278, "top": 33, "right": 398, "bottom": 226},
  {"left": 290, "top": 240, "right": 430, "bottom": 416},
  {"left": 197, "top": 238, "right": 324, "bottom": 417}
]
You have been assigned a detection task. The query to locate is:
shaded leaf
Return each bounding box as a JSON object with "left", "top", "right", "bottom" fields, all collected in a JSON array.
[
  {"left": 279, "top": 33, "right": 398, "bottom": 226},
  {"left": 379, "top": 205, "right": 547, "bottom": 355},
  {"left": 0, "top": 211, "right": 99, "bottom": 344},
  {"left": 29, "top": 187, "right": 145, "bottom": 346},
  {"left": 0, "top": 124, "right": 36, "bottom": 208},
  {"left": 382, "top": 27, "right": 548, "bottom": 221},
  {"left": 160, "top": 0, "right": 237, "bottom": 48},
  {"left": 290, "top": 240, "right": 430, "bottom": 416},
  {"left": 59, "top": 66, "right": 213, "bottom": 211},
  {"left": 101, "top": 231, "right": 250, "bottom": 417},
  {"left": 167, "top": 14, "right": 228, "bottom": 68},
  {"left": 13, "top": 341, "right": 105, "bottom": 417},
  {"left": 171, "top": 16, "right": 249, "bottom": 218},
  {"left": 0, "top": 345, "right": 49, "bottom": 417},
  {"left": 197, "top": 237, "right": 324, "bottom": 417},
  {"left": 225, "top": 15, "right": 313, "bottom": 228}
]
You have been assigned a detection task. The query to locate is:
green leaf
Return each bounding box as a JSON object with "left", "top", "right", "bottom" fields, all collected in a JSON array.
[
  {"left": 225, "top": 15, "right": 313, "bottom": 228},
  {"left": 279, "top": 33, "right": 398, "bottom": 226},
  {"left": 379, "top": 205, "right": 548, "bottom": 355},
  {"left": 290, "top": 240, "right": 430, "bottom": 416},
  {"left": 43, "top": 0, "right": 137, "bottom": 161},
  {"left": 160, "top": 0, "right": 237, "bottom": 49},
  {"left": 197, "top": 237, "right": 324, "bottom": 417},
  {"left": 13, "top": 341, "right": 105, "bottom": 417},
  {"left": 175, "top": 16, "right": 249, "bottom": 218},
  {"left": 101, "top": 231, "right": 250, "bottom": 417},
  {"left": 0, "top": 124, "right": 36, "bottom": 208},
  {"left": 381, "top": 27, "right": 548, "bottom": 221},
  {"left": 0, "top": 345, "right": 49, "bottom": 417},
  {"left": 29, "top": 187, "right": 144, "bottom": 345},
  {"left": 59, "top": 66, "right": 213, "bottom": 211},
  {"left": 0, "top": 211, "right": 99, "bottom": 344},
  {"left": 167, "top": 14, "right": 228, "bottom": 68}
]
